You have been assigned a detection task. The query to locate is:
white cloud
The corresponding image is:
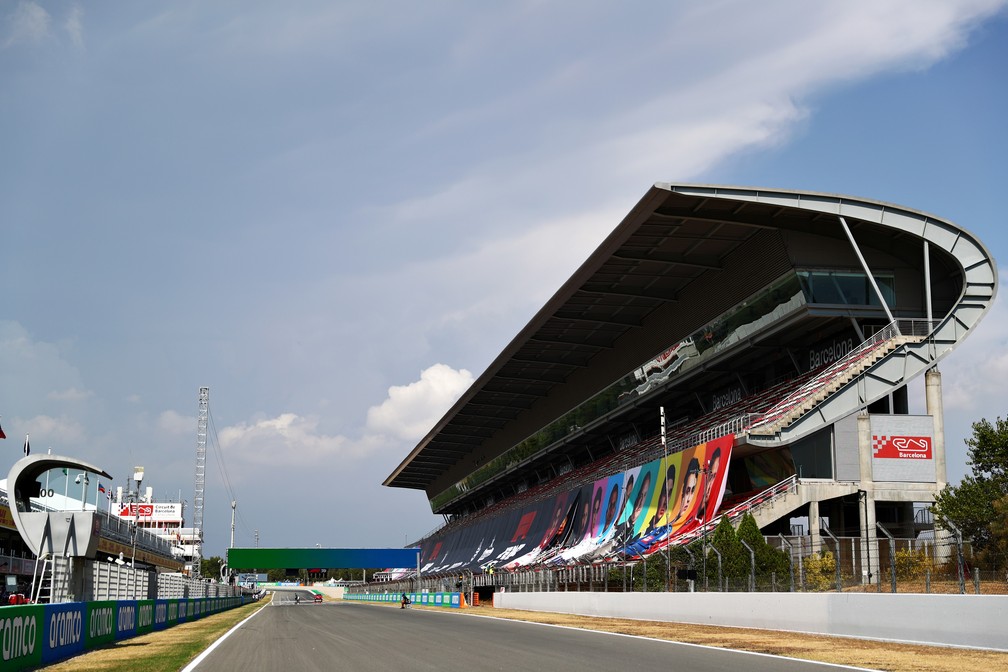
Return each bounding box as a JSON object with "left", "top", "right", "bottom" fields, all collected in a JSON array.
[
  {"left": 4, "top": 0, "right": 50, "bottom": 47},
  {"left": 64, "top": 4, "right": 83, "bottom": 48},
  {"left": 47, "top": 387, "right": 92, "bottom": 402},
  {"left": 157, "top": 409, "right": 193, "bottom": 435},
  {"left": 0, "top": 322, "right": 87, "bottom": 427},
  {"left": 940, "top": 284, "right": 1008, "bottom": 413},
  {"left": 21, "top": 414, "right": 86, "bottom": 447},
  {"left": 366, "top": 364, "right": 474, "bottom": 441},
  {"left": 217, "top": 412, "right": 352, "bottom": 466}
]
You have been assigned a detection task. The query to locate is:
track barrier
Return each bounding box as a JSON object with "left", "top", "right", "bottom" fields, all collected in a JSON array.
[
  {"left": 1, "top": 595, "right": 250, "bottom": 671},
  {"left": 343, "top": 592, "right": 465, "bottom": 608}
]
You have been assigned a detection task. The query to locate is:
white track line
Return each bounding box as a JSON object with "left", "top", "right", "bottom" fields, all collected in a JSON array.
[
  {"left": 442, "top": 610, "right": 880, "bottom": 672},
  {"left": 181, "top": 594, "right": 271, "bottom": 672}
]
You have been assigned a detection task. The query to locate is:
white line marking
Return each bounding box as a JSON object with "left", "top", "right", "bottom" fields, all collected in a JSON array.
[
  {"left": 180, "top": 598, "right": 269, "bottom": 672},
  {"left": 436, "top": 610, "right": 879, "bottom": 672}
]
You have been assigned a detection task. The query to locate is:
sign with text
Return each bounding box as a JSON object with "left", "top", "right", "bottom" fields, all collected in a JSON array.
[
  {"left": 870, "top": 415, "right": 936, "bottom": 483},
  {"left": 872, "top": 435, "right": 932, "bottom": 460},
  {"left": 115, "top": 502, "right": 183, "bottom": 524}
]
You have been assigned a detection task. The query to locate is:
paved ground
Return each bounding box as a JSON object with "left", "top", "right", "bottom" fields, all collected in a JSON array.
[{"left": 192, "top": 592, "right": 868, "bottom": 672}]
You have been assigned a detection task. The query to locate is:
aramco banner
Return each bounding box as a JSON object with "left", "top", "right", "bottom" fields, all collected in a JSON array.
[
  {"left": 418, "top": 434, "right": 733, "bottom": 573},
  {"left": 2, "top": 597, "right": 246, "bottom": 672}
]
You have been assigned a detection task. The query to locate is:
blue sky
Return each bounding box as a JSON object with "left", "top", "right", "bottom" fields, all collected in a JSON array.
[{"left": 2, "top": 1, "right": 1007, "bottom": 557}]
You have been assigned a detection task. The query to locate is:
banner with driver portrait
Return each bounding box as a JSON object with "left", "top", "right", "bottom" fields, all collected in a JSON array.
[{"left": 417, "top": 434, "right": 734, "bottom": 572}]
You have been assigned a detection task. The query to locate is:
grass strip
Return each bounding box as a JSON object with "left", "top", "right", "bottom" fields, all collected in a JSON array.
[{"left": 42, "top": 600, "right": 267, "bottom": 672}]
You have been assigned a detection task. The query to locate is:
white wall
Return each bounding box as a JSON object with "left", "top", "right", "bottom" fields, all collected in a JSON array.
[{"left": 494, "top": 591, "right": 1007, "bottom": 651}]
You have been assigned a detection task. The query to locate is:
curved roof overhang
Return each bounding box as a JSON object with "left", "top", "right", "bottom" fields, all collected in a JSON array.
[{"left": 383, "top": 184, "right": 997, "bottom": 499}]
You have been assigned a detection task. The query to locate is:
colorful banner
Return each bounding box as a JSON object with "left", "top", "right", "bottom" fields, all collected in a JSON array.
[{"left": 418, "top": 434, "right": 734, "bottom": 571}]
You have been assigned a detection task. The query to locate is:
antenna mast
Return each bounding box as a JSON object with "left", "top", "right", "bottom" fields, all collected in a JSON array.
[{"left": 193, "top": 386, "right": 208, "bottom": 577}]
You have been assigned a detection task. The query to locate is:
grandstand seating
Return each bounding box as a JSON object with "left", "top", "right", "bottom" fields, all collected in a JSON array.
[
  {"left": 417, "top": 322, "right": 922, "bottom": 551},
  {"left": 417, "top": 366, "right": 821, "bottom": 546}
]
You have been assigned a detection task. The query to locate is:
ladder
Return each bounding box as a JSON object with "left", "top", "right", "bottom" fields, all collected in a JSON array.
[{"left": 31, "top": 555, "right": 53, "bottom": 604}]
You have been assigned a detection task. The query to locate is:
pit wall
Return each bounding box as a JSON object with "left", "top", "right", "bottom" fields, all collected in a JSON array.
[
  {"left": 0, "top": 595, "right": 248, "bottom": 671},
  {"left": 344, "top": 591, "right": 464, "bottom": 608},
  {"left": 493, "top": 591, "right": 1007, "bottom": 651}
]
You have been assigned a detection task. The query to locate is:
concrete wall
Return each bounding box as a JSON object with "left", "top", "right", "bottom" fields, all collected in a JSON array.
[
  {"left": 494, "top": 591, "right": 1007, "bottom": 651},
  {"left": 312, "top": 585, "right": 346, "bottom": 599}
]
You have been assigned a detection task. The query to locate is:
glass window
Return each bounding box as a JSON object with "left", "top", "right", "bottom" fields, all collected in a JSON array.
[
  {"left": 798, "top": 269, "right": 894, "bottom": 307},
  {"left": 790, "top": 428, "right": 834, "bottom": 479}
]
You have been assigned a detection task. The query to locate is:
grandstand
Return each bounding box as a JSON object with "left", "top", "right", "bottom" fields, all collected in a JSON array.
[{"left": 383, "top": 184, "right": 997, "bottom": 584}]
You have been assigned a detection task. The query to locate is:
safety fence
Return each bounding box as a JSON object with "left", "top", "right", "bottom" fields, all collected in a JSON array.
[
  {"left": 0, "top": 594, "right": 255, "bottom": 672},
  {"left": 366, "top": 532, "right": 1006, "bottom": 597},
  {"left": 789, "top": 531, "right": 1007, "bottom": 595}
]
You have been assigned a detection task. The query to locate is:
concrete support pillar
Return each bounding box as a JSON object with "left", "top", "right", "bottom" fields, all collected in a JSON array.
[
  {"left": 809, "top": 500, "right": 821, "bottom": 553},
  {"left": 857, "top": 412, "right": 878, "bottom": 584},
  {"left": 925, "top": 369, "right": 947, "bottom": 490}
]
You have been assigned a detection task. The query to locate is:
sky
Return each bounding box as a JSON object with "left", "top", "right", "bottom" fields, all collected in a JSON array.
[{"left": 2, "top": 1, "right": 1007, "bottom": 559}]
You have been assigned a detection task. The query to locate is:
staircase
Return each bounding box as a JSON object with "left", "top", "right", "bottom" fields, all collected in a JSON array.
[{"left": 750, "top": 322, "right": 923, "bottom": 436}]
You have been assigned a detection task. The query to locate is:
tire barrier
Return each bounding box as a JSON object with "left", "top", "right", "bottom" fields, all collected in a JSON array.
[{"left": 1, "top": 595, "right": 249, "bottom": 671}]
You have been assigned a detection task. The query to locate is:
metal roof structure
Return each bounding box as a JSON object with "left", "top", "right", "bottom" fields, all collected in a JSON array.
[{"left": 383, "top": 184, "right": 996, "bottom": 510}]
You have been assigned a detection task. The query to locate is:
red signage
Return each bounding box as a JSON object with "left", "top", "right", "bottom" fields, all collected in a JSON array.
[
  {"left": 120, "top": 503, "right": 154, "bottom": 517},
  {"left": 872, "top": 435, "right": 932, "bottom": 460},
  {"left": 116, "top": 502, "right": 183, "bottom": 523}
]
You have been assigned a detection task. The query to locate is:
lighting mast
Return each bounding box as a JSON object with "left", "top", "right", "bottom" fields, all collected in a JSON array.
[{"left": 193, "top": 386, "right": 208, "bottom": 577}]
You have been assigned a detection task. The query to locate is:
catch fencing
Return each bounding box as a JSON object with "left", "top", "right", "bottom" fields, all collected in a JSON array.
[{"left": 368, "top": 531, "right": 1006, "bottom": 597}]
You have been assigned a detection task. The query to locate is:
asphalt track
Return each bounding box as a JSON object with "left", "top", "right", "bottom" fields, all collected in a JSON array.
[{"left": 191, "top": 590, "right": 869, "bottom": 672}]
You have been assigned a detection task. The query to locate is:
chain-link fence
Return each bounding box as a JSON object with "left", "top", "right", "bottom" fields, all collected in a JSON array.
[{"left": 359, "top": 531, "right": 1008, "bottom": 598}]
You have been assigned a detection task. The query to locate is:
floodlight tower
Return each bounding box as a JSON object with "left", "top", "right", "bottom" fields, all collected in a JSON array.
[{"left": 193, "top": 386, "right": 208, "bottom": 578}]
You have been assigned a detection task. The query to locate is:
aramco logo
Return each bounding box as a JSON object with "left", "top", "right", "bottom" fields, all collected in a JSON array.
[
  {"left": 48, "top": 610, "right": 82, "bottom": 649},
  {"left": 1, "top": 614, "right": 37, "bottom": 661}
]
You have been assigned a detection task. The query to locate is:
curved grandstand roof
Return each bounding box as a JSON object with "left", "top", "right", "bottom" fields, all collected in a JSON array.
[{"left": 384, "top": 184, "right": 997, "bottom": 506}]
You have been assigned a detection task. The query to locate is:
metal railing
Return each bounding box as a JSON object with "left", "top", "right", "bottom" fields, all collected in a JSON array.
[{"left": 750, "top": 318, "right": 935, "bottom": 434}]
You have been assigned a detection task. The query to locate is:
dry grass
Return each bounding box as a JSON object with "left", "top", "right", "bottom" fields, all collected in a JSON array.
[
  {"left": 448, "top": 604, "right": 1008, "bottom": 672},
  {"left": 39, "top": 596, "right": 1008, "bottom": 672},
  {"left": 42, "top": 600, "right": 266, "bottom": 672}
]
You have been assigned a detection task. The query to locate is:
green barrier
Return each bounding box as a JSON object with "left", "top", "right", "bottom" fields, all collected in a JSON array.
[
  {"left": 0, "top": 603, "right": 44, "bottom": 670},
  {"left": 86, "top": 601, "right": 117, "bottom": 648},
  {"left": 137, "top": 600, "right": 155, "bottom": 635}
]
